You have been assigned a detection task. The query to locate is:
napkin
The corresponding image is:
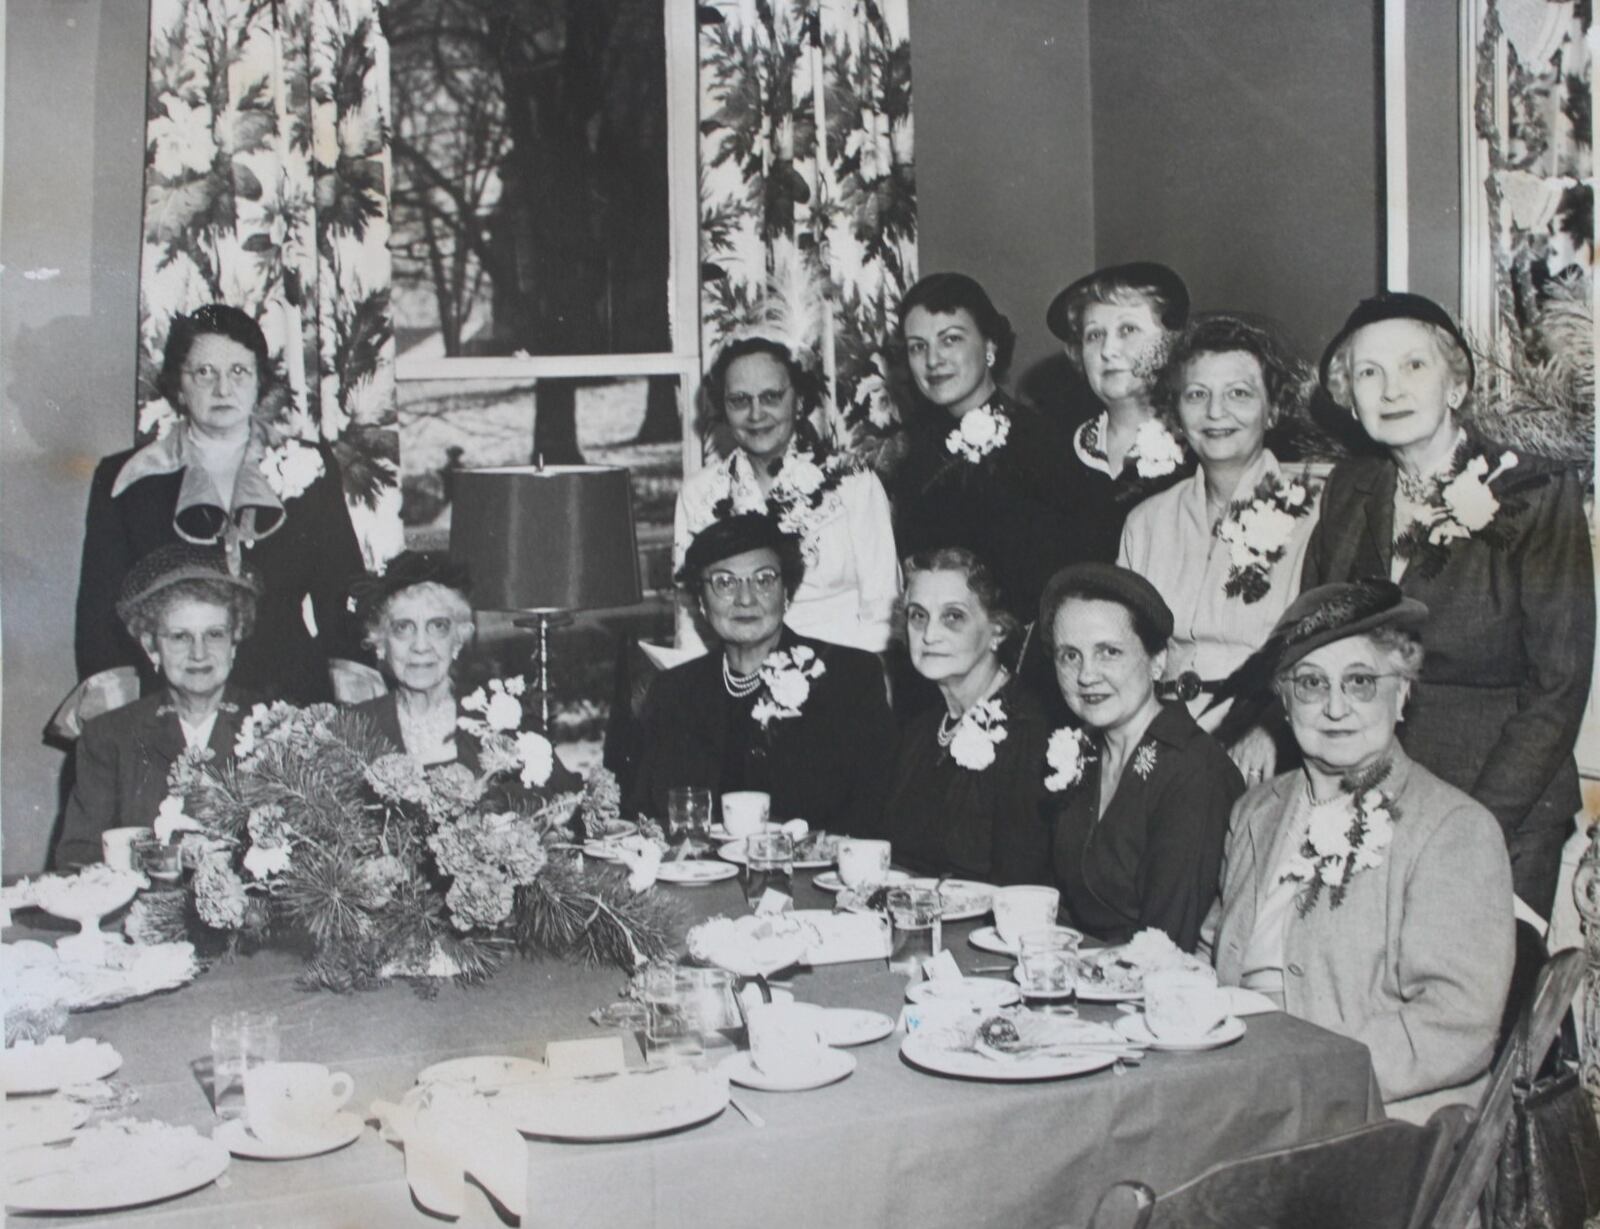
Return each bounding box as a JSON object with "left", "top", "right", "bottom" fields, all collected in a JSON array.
[{"left": 372, "top": 1086, "right": 526, "bottom": 1220}]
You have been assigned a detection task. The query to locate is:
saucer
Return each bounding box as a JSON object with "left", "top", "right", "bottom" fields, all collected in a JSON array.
[
  {"left": 807, "top": 1007, "right": 896, "bottom": 1047},
  {"left": 1114, "top": 1012, "right": 1246, "bottom": 1052},
  {"left": 968, "top": 926, "right": 1018, "bottom": 956},
  {"left": 213, "top": 1111, "right": 363, "bottom": 1160},
  {"left": 654, "top": 860, "right": 740, "bottom": 886},
  {"left": 813, "top": 869, "right": 909, "bottom": 894},
  {"left": 905, "top": 977, "right": 1020, "bottom": 1009},
  {"left": 721, "top": 1048, "right": 855, "bottom": 1092}
]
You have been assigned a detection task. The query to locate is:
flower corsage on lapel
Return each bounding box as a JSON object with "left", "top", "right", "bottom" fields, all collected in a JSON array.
[
  {"left": 751, "top": 645, "right": 826, "bottom": 729},
  {"left": 945, "top": 402, "right": 1011, "bottom": 463},
  {"left": 457, "top": 676, "right": 556, "bottom": 789},
  {"left": 1217, "top": 472, "right": 1315, "bottom": 603},
  {"left": 257, "top": 412, "right": 327, "bottom": 501},
  {"left": 943, "top": 697, "right": 1008, "bottom": 771},
  {"left": 713, "top": 443, "right": 857, "bottom": 545},
  {"left": 1280, "top": 762, "right": 1399, "bottom": 914},
  {"left": 1393, "top": 441, "right": 1522, "bottom": 580},
  {"left": 1129, "top": 419, "right": 1186, "bottom": 480},
  {"left": 1043, "top": 726, "right": 1093, "bottom": 791}
]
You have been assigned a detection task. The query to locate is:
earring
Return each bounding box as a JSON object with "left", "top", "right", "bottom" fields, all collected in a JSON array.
[{"left": 985, "top": 351, "right": 995, "bottom": 369}]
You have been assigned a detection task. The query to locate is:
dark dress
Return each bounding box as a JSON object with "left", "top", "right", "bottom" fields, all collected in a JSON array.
[
  {"left": 879, "top": 679, "right": 1053, "bottom": 885},
  {"left": 1050, "top": 703, "right": 1242, "bottom": 951},
  {"left": 1300, "top": 436, "right": 1594, "bottom": 916},
  {"left": 1060, "top": 412, "right": 1194, "bottom": 566},
  {"left": 75, "top": 442, "right": 365, "bottom": 704},
  {"left": 54, "top": 684, "right": 255, "bottom": 869},
  {"left": 625, "top": 629, "right": 893, "bottom": 835}
]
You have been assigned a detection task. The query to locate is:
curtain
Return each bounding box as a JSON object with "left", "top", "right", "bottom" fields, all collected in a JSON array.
[
  {"left": 140, "top": 0, "right": 402, "bottom": 564},
  {"left": 698, "top": 0, "right": 916, "bottom": 472}
]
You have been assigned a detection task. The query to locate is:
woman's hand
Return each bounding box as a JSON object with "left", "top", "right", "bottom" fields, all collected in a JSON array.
[{"left": 1229, "top": 725, "right": 1276, "bottom": 786}]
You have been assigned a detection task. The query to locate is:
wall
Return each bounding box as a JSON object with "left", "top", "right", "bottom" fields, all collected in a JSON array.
[
  {"left": 1, "top": 2, "right": 149, "bottom": 873},
  {"left": 1404, "top": 0, "right": 1462, "bottom": 311}
]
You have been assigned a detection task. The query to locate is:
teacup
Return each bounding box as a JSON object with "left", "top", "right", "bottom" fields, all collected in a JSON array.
[
  {"left": 101, "top": 826, "right": 153, "bottom": 872},
  {"left": 991, "top": 885, "right": 1060, "bottom": 946},
  {"left": 835, "top": 839, "right": 892, "bottom": 889},
  {"left": 1142, "top": 969, "right": 1228, "bottom": 1042},
  {"left": 721, "top": 791, "right": 772, "bottom": 838},
  {"left": 244, "top": 1061, "right": 354, "bottom": 1146},
  {"left": 745, "top": 1001, "right": 828, "bottom": 1080}
]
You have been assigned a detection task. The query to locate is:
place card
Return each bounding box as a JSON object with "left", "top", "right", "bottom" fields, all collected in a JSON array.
[
  {"left": 545, "top": 1037, "right": 626, "bottom": 1078},
  {"left": 754, "top": 889, "right": 792, "bottom": 916},
  {"left": 923, "top": 951, "right": 963, "bottom": 983}
]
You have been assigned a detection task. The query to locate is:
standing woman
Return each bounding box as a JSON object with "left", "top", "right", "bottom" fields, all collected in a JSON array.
[
  {"left": 890, "top": 273, "right": 1081, "bottom": 625},
  {"left": 1303, "top": 292, "right": 1594, "bottom": 916},
  {"left": 879, "top": 549, "right": 1052, "bottom": 885},
  {"left": 1047, "top": 262, "right": 1194, "bottom": 562},
  {"left": 75, "top": 304, "right": 365, "bottom": 703},
  {"left": 675, "top": 336, "right": 899, "bottom": 655},
  {"left": 1042, "top": 564, "right": 1243, "bottom": 951}
]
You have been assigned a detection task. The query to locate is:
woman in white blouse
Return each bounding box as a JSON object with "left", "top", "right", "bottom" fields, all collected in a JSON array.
[
  {"left": 675, "top": 336, "right": 899, "bottom": 655},
  {"left": 1118, "top": 314, "right": 1319, "bottom": 780}
]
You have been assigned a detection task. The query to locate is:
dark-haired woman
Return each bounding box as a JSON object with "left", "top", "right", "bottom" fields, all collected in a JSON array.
[
  {"left": 75, "top": 303, "right": 364, "bottom": 702},
  {"left": 889, "top": 273, "right": 1082, "bottom": 626},
  {"left": 675, "top": 335, "right": 899, "bottom": 654},
  {"left": 1047, "top": 262, "right": 1195, "bottom": 562}
]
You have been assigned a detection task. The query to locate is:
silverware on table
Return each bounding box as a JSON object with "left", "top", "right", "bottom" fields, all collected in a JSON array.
[{"left": 728, "top": 1096, "right": 766, "bottom": 1128}]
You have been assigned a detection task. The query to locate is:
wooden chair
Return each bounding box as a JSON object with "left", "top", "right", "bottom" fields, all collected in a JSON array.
[{"left": 1084, "top": 1105, "right": 1471, "bottom": 1229}]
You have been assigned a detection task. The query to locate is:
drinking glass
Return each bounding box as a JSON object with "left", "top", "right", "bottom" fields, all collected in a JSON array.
[
  {"left": 1017, "top": 927, "right": 1082, "bottom": 1008},
  {"left": 210, "top": 1010, "right": 280, "bottom": 1120},
  {"left": 886, "top": 886, "right": 942, "bottom": 976},
  {"left": 743, "top": 832, "right": 794, "bottom": 910},
  {"left": 666, "top": 786, "right": 713, "bottom": 850},
  {"left": 642, "top": 966, "right": 706, "bottom": 1067}
]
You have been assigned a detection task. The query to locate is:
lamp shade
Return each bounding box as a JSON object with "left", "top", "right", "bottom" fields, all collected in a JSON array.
[{"left": 450, "top": 465, "right": 642, "bottom": 613}]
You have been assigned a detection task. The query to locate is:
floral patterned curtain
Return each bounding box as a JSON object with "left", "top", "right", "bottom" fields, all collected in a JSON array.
[
  {"left": 140, "top": 0, "right": 402, "bottom": 564},
  {"left": 698, "top": 0, "right": 916, "bottom": 470}
]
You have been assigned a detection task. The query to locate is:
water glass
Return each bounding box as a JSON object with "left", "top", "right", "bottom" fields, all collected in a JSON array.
[
  {"left": 210, "top": 1010, "right": 280, "bottom": 1120},
  {"left": 743, "top": 832, "right": 794, "bottom": 910},
  {"left": 642, "top": 966, "right": 705, "bottom": 1067},
  {"left": 886, "top": 886, "right": 942, "bottom": 976},
  {"left": 1016, "top": 927, "right": 1082, "bottom": 1001},
  {"left": 666, "top": 786, "right": 713, "bottom": 848}
]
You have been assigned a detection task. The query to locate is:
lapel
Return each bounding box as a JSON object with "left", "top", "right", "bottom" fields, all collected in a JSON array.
[
  {"left": 1227, "top": 773, "right": 1299, "bottom": 945},
  {"left": 139, "top": 698, "right": 189, "bottom": 774},
  {"left": 1354, "top": 461, "right": 1396, "bottom": 579}
]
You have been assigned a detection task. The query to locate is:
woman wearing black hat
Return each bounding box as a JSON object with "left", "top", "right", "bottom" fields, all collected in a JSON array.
[
  {"left": 1209, "top": 580, "right": 1513, "bottom": 1122},
  {"left": 55, "top": 543, "right": 261, "bottom": 868},
  {"left": 1047, "top": 263, "right": 1196, "bottom": 563},
  {"left": 1041, "top": 563, "right": 1243, "bottom": 951},
  {"left": 627, "top": 514, "right": 893, "bottom": 834},
  {"left": 1302, "top": 291, "right": 1594, "bottom": 917}
]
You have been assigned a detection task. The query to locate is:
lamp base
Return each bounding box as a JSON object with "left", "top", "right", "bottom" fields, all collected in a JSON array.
[{"left": 512, "top": 612, "right": 576, "bottom": 732}]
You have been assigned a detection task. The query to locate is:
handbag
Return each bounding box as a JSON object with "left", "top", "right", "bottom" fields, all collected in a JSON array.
[{"left": 1487, "top": 1022, "right": 1600, "bottom": 1229}]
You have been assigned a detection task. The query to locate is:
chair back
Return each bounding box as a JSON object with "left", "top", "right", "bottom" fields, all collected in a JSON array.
[
  {"left": 1086, "top": 1107, "right": 1469, "bottom": 1229},
  {"left": 1413, "top": 947, "right": 1587, "bottom": 1229},
  {"left": 1494, "top": 919, "right": 1549, "bottom": 1065}
]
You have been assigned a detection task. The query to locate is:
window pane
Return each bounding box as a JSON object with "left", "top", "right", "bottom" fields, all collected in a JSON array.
[{"left": 389, "top": 0, "right": 671, "bottom": 358}]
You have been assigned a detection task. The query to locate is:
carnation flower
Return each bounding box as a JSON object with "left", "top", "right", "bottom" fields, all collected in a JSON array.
[
  {"left": 752, "top": 647, "right": 827, "bottom": 728},
  {"left": 1307, "top": 807, "right": 1354, "bottom": 860},
  {"left": 243, "top": 842, "right": 292, "bottom": 880},
  {"left": 259, "top": 439, "right": 325, "bottom": 501},
  {"left": 353, "top": 854, "right": 406, "bottom": 909},
  {"left": 948, "top": 698, "right": 1007, "bottom": 772},
  {"left": 1132, "top": 420, "right": 1185, "bottom": 479},
  {"left": 945, "top": 404, "right": 1010, "bottom": 462},
  {"left": 766, "top": 670, "right": 811, "bottom": 709},
  {"left": 1044, "top": 727, "right": 1091, "bottom": 791},
  {"left": 781, "top": 456, "right": 826, "bottom": 496},
  {"left": 154, "top": 795, "right": 204, "bottom": 844},
  {"left": 960, "top": 412, "right": 998, "bottom": 445},
  {"left": 484, "top": 691, "right": 524, "bottom": 733},
  {"left": 516, "top": 731, "right": 555, "bottom": 789}
]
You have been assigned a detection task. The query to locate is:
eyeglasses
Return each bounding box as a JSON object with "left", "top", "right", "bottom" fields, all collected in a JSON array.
[
  {"left": 704, "top": 568, "right": 782, "bottom": 599},
  {"left": 183, "top": 362, "right": 256, "bottom": 387},
  {"left": 725, "top": 390, "right": 790, "bottom": 414},
  {"left": 387, "top": 616, "right": 456, "bottom": 642},
  {"left": 1281, "top": 670, "right": 1400, "bottom": 706},
  {"left": 157, "top": 628, "right": 234, "bottom": 652}
]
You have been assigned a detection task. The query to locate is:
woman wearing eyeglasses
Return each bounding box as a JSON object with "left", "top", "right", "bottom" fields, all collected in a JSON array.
[
  {"left": 55, "top": 544, "right": 260, "bottom": 868},
  {"left": 1208, "top": 580, "right": 1513, "bottom": 1122},
  {"left": 75, "top": 303, "right": 365, "bottom": 703},
  {"left": 674, "top": 335, "right": 899, "bottom": 654},
  {"left": 628, "top": 514, "right": 893, "bottom": 833}
]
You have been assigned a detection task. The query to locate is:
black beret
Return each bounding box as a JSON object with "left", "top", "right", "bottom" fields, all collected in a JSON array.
[
  {"left": 676, "top": 513, "right": 796, "bottom": 587},
  {"left": 1318, "top": 291, "right": 1474, "bottom": 394},
  {"left": 1039, "top": 562, "right": 1175, "bottom": 645}
]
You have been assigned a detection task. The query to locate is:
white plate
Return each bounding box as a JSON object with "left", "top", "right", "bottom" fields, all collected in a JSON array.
[
  {"left": 806, "top": 1007, "right": 896, "bottom": 1048},
  {"left": 718, "top": 840, "right": 834, "bottom": 870},
  {"left": 3, "top": 1097, "right": 87, "bottom": 1151},
  {"left": 654, "top": 860, "right": 740, "bottom": 886},
  {"left": 1076, "top": 983, "right": 1144, "bottom": 1004},
  {"left": 1011, "top": 968, "right": 1077, "bottom": 1001},
  {"left": 213, "top": 1111, "right": 363, "bottom": 1160},
  {"left": 812, "top": 869, "right": 910, "bottom": 893},
  {"left": 905, "top": 877, "right": 996, "bottom": 922},
  {"left": 0, "top": 1037, "right": 122, "bottom": 1095},
  {"left": 900, "top": 1034, "right": 1117, "bottom": 1082},
  {"left": 490, "top": 1066, "right": 727, "bottom": 1141},
  {"left": 416, "top": 1055, "right": 545, "bottom": 1092},
  {"left": 905, "top": 977, "right": 1020, "bottom": 1009},
  {"left": 721, "top": 1048, "right": 856, "bottom": 1092},
  {"left": 968, "top": 925, "right": 1018, "bottom": 956},
  {"left": 1114, "top": 1013, "right": 1246, "bottom": 1052},
  {"left": 5, "top": 1122, "right": 230, "bottom": 1212}
]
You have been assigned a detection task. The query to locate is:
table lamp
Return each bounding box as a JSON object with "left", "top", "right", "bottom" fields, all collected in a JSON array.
[{"left": 450, "top": 464, "right": 643, "bottom": 730}]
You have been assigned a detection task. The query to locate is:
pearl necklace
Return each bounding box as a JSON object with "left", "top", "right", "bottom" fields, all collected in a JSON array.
[
  {"left": 722, "top": 654, "right": 762, "bottom": 699},
  {"left": 936, "top": 710, "right": 962, "bottom": 747},
  {"left": 934, "top": 667, "right": 1010, "bottom": 748}
]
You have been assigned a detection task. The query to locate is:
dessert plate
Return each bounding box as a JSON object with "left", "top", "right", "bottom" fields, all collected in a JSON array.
[
  {"left": 5, "top": 1122, "right": 229, "bottom": 1212},
  {"left": 490, "top": 1066, "right": 727, "bottom": 1141},
  {"left": 654, "top": 860, "right": 740, "bottom": 886},
  {"left": 807, "top": 1007, "right": 896, "bottom": 1047},
  {"left": 1114, "top": 1013, "right": 1246, "bottom": 1052},
  {"left": 721, "top": 1048, "right": 855, "bottom": 1092},
  {"left": 904, "top": 878, "right": 995, "bottom": 923},
  {"left": 2, "top": 1097, "right": 87, "bottom": 1151},
  {"left": 718, "top": 840, "right": 833, "bottom": 870},
  {"left": 0, "top": 1037, "right": 121, "bottom": 1094},
  {"left": 213, "top": 1111, "right": 363, "bottom": 1159},
  {"left": 905, "top": 977, "right": 1020, "bottom": 1010},
  {"left": 416, "top": 1055, "right": 545, "bottom": 1093},
  {"left": 812, "top": 869, "right": 909, "bottom": 893},
  {"left": 900, "top": 1034, "right": 1116, "bottom": 1082}
]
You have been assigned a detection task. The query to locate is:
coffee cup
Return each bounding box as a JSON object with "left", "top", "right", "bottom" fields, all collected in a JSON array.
[
  {"left": 745, "top": 1001, "right": 828, "bottom": 1080},
  {"left": 243, "top": 1061, "right": 354, "bottom": 1146},
  {"left": 721, "top": 791, "right": 771, "bottom": 838},
  {"left": 835, "top": 839, "right": 892, "bottom": 888},
  {"left": 991, "top": 885, "right": 1060, "bottom": 946},
  {"left": 101, "top": 826, "right": 153, "bottom": 872},
  {"left": 1142, "top": 969, "right": 1228, "bottom": 1042}
]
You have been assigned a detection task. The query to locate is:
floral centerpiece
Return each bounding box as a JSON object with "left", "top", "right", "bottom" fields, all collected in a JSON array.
[{"left": 148, "top": 687, "right": 676, "bottom": 991}]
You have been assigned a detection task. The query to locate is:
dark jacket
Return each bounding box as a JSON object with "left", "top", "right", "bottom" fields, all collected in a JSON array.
[
  {"left": 75, "top": 442, "right": 365, "bottom": 703},
  {"left": 55, "top": 685, "right": 255, "bottom": 869},
  {"left": 626, "top": 630, "right": 893, "bottom": 835}
]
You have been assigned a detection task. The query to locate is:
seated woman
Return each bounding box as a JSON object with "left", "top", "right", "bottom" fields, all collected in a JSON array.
[
  {"left": 55, "top": 543, "right": 260, "bottom": 868},
  {"left": 879, "top": 548, "right": 1051, "bottom": 885},
  {"left": 350, "top": 551, "right": 580, "bottom": 789},
  {"left": 1118, "top": 313, "right": 1320, "bottom": 778},
  {"left": 676, "top": 336, "right": 899, "bottom": 654},
  {"left": 627, "top": 513, "right": 893, "bottom": 833},
  {"left": 1042, "top": 563, "right": 1242, "bottom": 951},
  {"left": 1208, "top": 580, "right": 1514, "bottom": 1123}
]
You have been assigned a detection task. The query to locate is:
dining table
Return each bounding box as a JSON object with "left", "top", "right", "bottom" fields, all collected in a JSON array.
[{"left": 4, "top": 869, "right": 1382, "bottom": 1229}]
